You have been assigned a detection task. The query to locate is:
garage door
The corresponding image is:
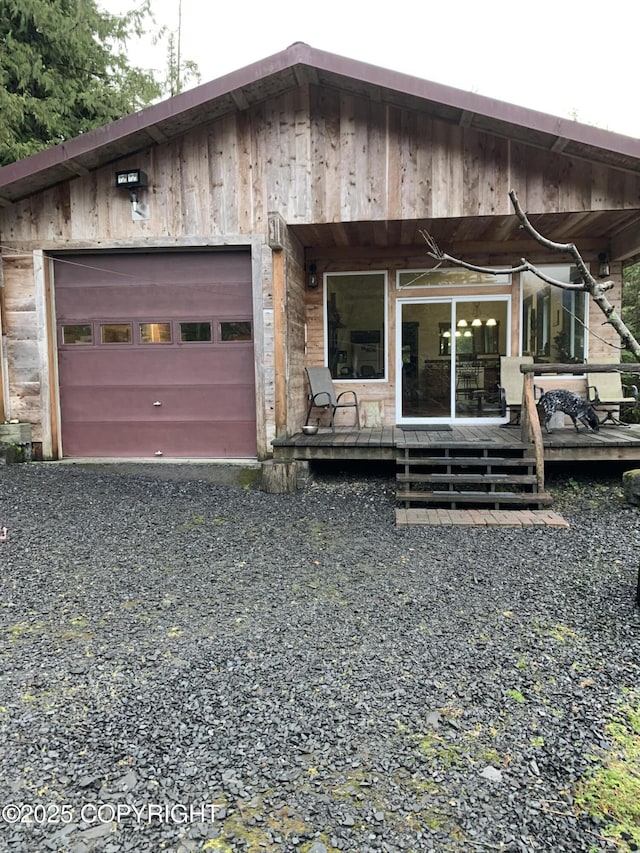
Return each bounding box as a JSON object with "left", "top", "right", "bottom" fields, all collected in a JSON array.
[{"left": 55, "top": 251, "right": 256, "bottom": 458}]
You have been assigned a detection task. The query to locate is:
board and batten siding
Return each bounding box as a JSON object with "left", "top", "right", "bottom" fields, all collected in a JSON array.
[
  {"left": 0, "top": 81, "right": 636, "bottom": 448},
  {"left": 3, "top": 85, "right": 640, "bottom": 246}
]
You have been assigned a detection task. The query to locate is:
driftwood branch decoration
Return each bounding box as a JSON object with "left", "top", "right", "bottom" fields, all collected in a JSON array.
[{"left": 420, "top": 189, "right": 640, "bottom": 360}]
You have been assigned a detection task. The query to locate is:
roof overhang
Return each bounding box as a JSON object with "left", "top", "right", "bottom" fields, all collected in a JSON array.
[
  {"left": 0, "top": 43, "right": 639, "bottom": 206},
  {"left": 292, "top": 209, "right": 640, "bottom": 263}
]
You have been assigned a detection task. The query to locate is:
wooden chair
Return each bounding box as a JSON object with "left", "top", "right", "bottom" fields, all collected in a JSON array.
[
  {"left": 586, "top": 358, "right": 639, "bottom": 426},
  {"left": 498, "top": 356, "right": 534, "bottom": 425},
  {"left": 304, "top": 367, "right": 360, "bottom": 430}
]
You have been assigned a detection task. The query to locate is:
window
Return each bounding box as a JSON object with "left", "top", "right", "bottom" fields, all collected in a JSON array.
[
  {"left": 180, "top": 322, "right": 212, "bottom": 342},
  {"left": 398, "top": 268, "right": 511, "bottom": 289},
  {"left": 521, "top": 266, "right": 586, "bottom": 363},
  {"left": 140, "top": 322, "right": 172, "bottom": 343},
  {"left": 62, "top": 324, "right": 92, "bottom": 345},
  {"left": 100, "top": 323, "right": 132, "bottom": 344},
  {"left": 326, "top": 272, "right": 386, "bottom": 379},
  {"left": 219, "top": 321, "right": 252, "bottom": 342}
]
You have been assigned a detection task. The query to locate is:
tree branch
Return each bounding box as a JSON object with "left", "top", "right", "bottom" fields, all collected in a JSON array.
[{"left": 420, "top": 190, "right": 640, "bottom": 361}]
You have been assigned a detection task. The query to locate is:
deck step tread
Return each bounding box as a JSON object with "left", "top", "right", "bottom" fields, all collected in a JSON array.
[
  {"left": 396, "top": 473, "right": 538, "bottom": 485},
  {"left": 396, "top": 490, "right": 553, "bottom": 506},
  {"left": 395, "top": 455, "right": 536, "bottom": 467}
]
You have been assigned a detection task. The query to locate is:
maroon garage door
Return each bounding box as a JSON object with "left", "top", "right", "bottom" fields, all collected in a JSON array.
[{"left": 55, "top": 252, "right": 256, "bottom": 458}]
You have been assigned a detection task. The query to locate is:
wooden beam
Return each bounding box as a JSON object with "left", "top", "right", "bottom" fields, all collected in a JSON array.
[
  {"left": 33, "top": 251, "right": 59, "bottom": 459},
  {"left": 231, "top": 88, "right": 250, "bottom": 111},
  {"left": 145, "top": 125, "right": 169, "bottom": 144},
  {"left": 305, "top": 238, "right": 605, "bottom": 263},
  {"left": 610, "top": 217, "right": 640, "bottom": 262},
  {"left": 43, "top": 254, "right": 60, "bottom": 458},
  {"left": 0, "top": 272, "right": 6, "bottom": 423},
  {"left": 520, "top": 372, "right": 545, "bottom": 492},
  {"left": 459, "top": 110, "right": 474, "bottom": 127},
  {"left": 61, "top": 161, "right": 90, "bottom": 177},
  {"left": 273, "top": 247, "right": 287, "bottom": 437},
  {"left": 250, "top": 239, "right": 268, "bottom": 460},
  {"left": 522, "top": 363, "right": 640, "bottom": 375},
  {"left": 550, "top": 136, "right": 569, "bottom": 153}
]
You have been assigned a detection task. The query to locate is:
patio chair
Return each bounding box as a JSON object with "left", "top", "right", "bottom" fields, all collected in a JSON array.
[
  {"left": 586, "top": 358, "right": 639, "bottom": 426},
  {"left": 304, "top": 367, "right": 360, "bottom": 431},
  {"left": 498, "top": 356, "right": 533, "bottom": 425}
]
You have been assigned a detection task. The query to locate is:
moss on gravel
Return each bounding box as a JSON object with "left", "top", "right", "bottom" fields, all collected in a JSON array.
[{"left": 575, "top": 690, "right": 640, "bottom": 852}]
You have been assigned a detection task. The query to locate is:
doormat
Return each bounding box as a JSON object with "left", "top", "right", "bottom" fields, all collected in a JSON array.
[{"left": 398, "top": 424, "right": 452, "bottom": 431}]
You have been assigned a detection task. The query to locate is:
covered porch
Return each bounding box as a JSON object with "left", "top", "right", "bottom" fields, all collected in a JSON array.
[
  {"left": 271, "top": 418, "right": 640, "bottom": 523},
  {"left": 272, "top": 422, "right": 640, "bottom": 465}
]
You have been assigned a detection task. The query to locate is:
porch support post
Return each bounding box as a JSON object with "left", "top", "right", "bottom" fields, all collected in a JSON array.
[
  {"left": 520, "top": 368, "right": 545, "bottom": 492},
  {"left": 0, "top": 260, "right": 6, "bottom": 423},
  {"left": 34, "top": 250, "right": 59, "bottom": 460},
  {"left": 269, "top": 213, "right": 287, "bottom": 438}
]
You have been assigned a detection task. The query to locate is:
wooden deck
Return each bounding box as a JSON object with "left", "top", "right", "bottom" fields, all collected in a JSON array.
[{"left": 272, "top": 423, "right": 640, "bottom": 463}]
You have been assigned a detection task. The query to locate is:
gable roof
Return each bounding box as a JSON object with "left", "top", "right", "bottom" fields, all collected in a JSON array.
[{"left": 0, "top": 42, "right": 639, "bottom": 206}]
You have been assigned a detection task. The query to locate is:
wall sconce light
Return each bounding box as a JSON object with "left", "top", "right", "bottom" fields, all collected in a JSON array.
[
  {"left": 307, "top": 263, "right": 318, "bottom": 289},
  {"left": 598, "top": 251, "right": 610, "bottom": 278},
  {"left": 115, "top": 169, "right": 150, "bottom": 221}
]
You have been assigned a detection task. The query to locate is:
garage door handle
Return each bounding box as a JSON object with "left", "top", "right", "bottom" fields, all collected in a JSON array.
[{"left": 153, "top": 401, "right": 162, "bottom": 406}]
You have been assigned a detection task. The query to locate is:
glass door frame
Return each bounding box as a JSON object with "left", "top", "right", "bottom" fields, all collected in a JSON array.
[{"left": 395, "top": 294, "right": 511, "bottom": 425}]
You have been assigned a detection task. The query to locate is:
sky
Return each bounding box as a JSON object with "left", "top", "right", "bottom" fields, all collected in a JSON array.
[{"left": 102, "top": 0, "right": 640, "bottom": 140}]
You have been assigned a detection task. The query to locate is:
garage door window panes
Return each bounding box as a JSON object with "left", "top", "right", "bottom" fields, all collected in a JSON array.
[
  {"left": 180, "top": 322, "right": 212, "bottom": 342},
  {"left": 219, "top": 321, "right": 252, "bottom": 342},
  {"left": 101, "top": 323, "right": 132, "bottom": 344},
  {"left": 140, "top": 322, "right": 172, "bottom": 344},
  {"left": 62, "top": 324, "right": 93, "bottom": 345}
]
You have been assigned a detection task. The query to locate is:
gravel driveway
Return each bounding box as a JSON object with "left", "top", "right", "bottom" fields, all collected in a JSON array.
[{"left": 0, "top": 461, "right": 638, "bottom": 853}]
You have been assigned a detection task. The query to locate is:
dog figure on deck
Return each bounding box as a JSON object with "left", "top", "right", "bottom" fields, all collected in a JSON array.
[{"left": 537, "top": 389, "right": 600, "bottom": 434}]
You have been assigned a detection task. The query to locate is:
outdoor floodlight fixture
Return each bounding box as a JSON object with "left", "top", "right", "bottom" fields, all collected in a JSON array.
[
  {"left": 115, "top": 169, "right": 150, "bottom": 221},
  {"left": 115, "top": 169, "right": 148, "bottom": 191}
]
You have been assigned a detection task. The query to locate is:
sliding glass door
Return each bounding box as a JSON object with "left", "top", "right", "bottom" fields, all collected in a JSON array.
[{"left": 397, "top": 297, "right": 510, "bottom": 423}]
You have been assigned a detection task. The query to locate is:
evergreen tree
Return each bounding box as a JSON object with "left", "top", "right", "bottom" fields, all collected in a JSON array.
[{"left": 0, "top": 0, "right": 162, "bottom": 165}]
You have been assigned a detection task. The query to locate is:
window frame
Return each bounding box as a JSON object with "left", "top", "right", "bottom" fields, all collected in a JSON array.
[
  {"left": 60, "top": 323, "right": 94, "bottom": 346},
  {"left": 397, "top": 268, "right": 512, "bottom": 290},
  {"left": 519, "top": 264, "right": 589, "bottom": 369},
  {"left": 217, "top": 319, "right": 253, "bottom": 343},
  {"left": 138, "top": 321, "right": 173, "bottom": 344},
  {"left": 179, "top": 321, "right": 213, "bottom": 344},
  {"left": 323, "top": 270, "right": 388, "bottom": 382},
  {"left": 99, "top": 322, "right": 133, "bottom": 345}
]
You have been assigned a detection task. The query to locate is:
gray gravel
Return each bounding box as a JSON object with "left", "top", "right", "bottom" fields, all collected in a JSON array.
[{"left": 0, "top": 461, "right": 639, "bottom": 853}]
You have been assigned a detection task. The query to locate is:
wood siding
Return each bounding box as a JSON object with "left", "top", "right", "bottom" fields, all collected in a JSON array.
[
  {"left": 0, "top": 80, "right": 635, "bottom": 450},
  {"left": 3, "top": 84, "right": 640, "bottom": 246},
  {"left": 1, "top": 254, "right": 43, "bottom": 439}
]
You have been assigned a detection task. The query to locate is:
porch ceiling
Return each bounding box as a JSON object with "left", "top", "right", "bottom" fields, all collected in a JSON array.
[{"left": 293, "top": 209, "right": 640, "bottom": 262}]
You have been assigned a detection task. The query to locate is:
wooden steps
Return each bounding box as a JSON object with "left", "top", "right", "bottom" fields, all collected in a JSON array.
[
  {"left": 396, "top": 440, "right": 551, "bottom": 511},
  {"left": 397, "top": 473, "right": 539, "bottom": 486},
  {"left": 398, "top": 490, "right": 553, "bottom": 506}
]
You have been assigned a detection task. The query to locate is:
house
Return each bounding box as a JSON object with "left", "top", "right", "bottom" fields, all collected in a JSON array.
[{"left": 0, "top": 42, "right": 639, "bottom": 466}]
